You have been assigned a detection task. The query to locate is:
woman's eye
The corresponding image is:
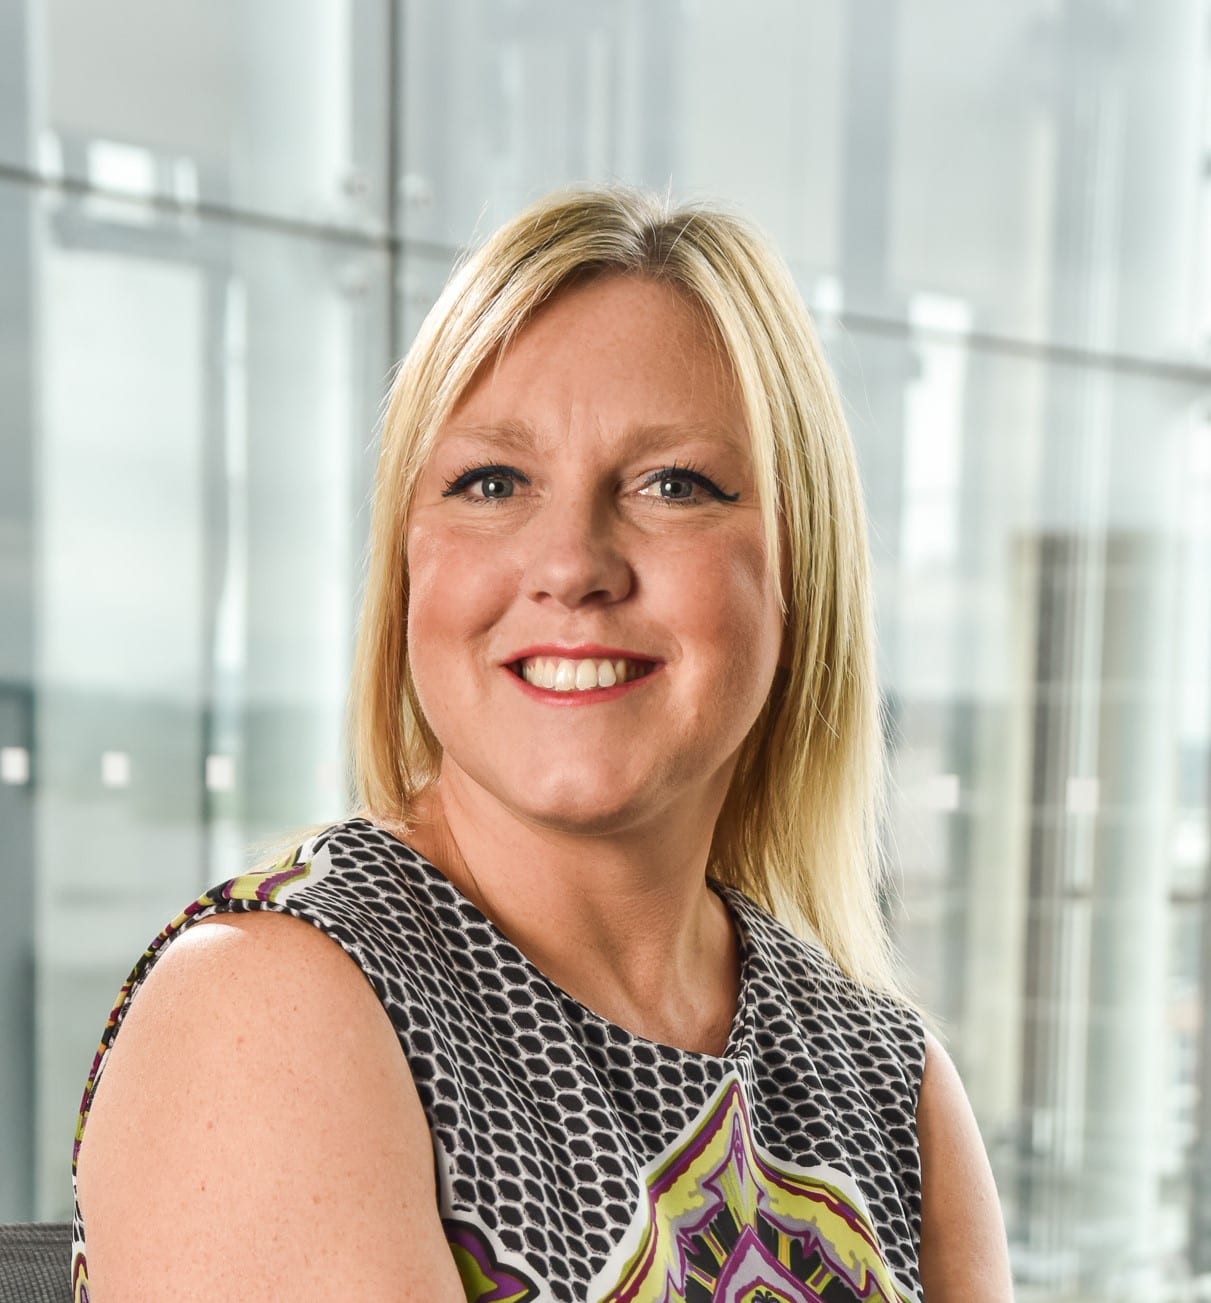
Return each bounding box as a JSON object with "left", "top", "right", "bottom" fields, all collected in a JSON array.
[
  {"left": 440, "top": 465, "right": 524, "bottom": 502},
  {"left": 476, "top": 474, "right": 514, "bottom": 499},
  {"left": 638, "top": 467, "right": 739, "bottom": 505},
  {"left": 655, "top": 475, "right": 696, "bottom": 501}
]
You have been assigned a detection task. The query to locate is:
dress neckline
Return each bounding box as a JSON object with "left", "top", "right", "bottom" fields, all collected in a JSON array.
[{"left": 348, "top": 815, "right": 757, "bottom": 1064}]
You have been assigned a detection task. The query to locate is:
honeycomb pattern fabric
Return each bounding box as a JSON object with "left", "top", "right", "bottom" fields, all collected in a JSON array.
[{"left": 71, "top": 816, "right": 926, "bottom": 1303}]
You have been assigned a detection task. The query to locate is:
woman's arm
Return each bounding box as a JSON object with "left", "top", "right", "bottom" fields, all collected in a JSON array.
[
  {"left": 917, "top": 1029, "right": 1014, "bottom": 1300},
  {"left": 76, "top": 911, "right": 467, "bottom": 1301}
]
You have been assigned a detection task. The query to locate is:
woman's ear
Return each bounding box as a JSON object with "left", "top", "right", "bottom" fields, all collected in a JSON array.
[
  {"left": 777, "top": 622, "right": 792, "bottom": 671},
  {"left": 775, "top": 525, "right": 793, "bottom": 671}
]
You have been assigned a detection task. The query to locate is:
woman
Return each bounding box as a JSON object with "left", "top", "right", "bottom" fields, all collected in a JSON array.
[{"left": 73, "top": 187, "right": 1012, "bottom": 1301}]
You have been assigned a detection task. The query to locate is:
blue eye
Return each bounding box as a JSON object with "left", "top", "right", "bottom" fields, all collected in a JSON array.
[
  {"left": 440, "top": 465, "right": 525, "bottom": 502},
  {"left": 655, "top": 474, "right": 695, "bottom": 501},
  {"left": 638, "top": 465, "right": 739, "bottom": 505},
  {"left": 476, "top": 474, "right": 514, "bottom": 499}
]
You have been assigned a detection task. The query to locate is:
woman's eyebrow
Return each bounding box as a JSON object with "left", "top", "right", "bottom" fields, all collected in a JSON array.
[{"left": 441, "top": 420, "right": 540, "bottom": 454}]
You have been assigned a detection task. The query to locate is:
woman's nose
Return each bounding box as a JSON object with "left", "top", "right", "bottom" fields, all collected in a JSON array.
[{"left": 520, "top": 493, "right": 634, "bottom": 609}]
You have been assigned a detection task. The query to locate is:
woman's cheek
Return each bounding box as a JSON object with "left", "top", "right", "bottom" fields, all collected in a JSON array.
[{"left": 407, "top": 523, "right": 516, "bottom": 649}]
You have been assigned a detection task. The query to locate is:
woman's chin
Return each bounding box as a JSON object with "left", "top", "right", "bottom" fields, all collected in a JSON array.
[
  {"left": 437, "top": 746, "right": 733, "bottom": 840},
  {"left": 504, "top": 785, "right": 653, "bottom": 836}
]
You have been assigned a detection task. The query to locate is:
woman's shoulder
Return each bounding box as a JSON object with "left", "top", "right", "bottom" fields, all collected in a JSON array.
[
  {"left": 73, "top": 816, "right": 435, "bottom": 1166},
  {"left": 94, "top": 895, "right": 400, "bottom": 1084},
  {"left": 74, "top": 863, "right": 466, "bottom": 1299},
  {"left": 93, "top": 897, "right": 389, "bottom": 1052}
]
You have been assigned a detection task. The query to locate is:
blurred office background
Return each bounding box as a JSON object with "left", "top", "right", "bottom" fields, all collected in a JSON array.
[{"left": 1, "top": 2, "right": 1210, "bottom": 1299}]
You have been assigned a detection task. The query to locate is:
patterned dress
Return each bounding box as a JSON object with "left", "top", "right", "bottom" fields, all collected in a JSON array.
[{"left": 71, "top": 816, "right": 926, "bottom": 1302}]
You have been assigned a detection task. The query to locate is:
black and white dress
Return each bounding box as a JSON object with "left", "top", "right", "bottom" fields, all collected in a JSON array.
[{"left": 72, "top": 816, "right": 926, "bottom": 1303}]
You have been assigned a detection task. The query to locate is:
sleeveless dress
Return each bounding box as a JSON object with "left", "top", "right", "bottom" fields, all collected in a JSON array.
[{"left": 71, "top": 816, "right": 926, "bottom": 1302}]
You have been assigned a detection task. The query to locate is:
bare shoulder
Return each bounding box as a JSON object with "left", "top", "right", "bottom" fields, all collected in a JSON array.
[
  {"left": 77, "top": 910, "right": 465, "bottom": 1302},
  {"left": 916, "top": 1029, "right": 1014, "bottom": 1301}
]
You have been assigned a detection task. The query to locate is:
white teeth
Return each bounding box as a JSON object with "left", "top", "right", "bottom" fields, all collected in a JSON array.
[{"left": 518, "top": 657, "right": 649, "bottom": 692}]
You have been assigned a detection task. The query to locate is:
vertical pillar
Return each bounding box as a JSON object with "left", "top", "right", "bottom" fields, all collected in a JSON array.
[
  {"left": 1080, "top": 529, "right": 1173, "bottom": 1284},
  {"left": 838, "top": 0, "right": 912, "bottom": 683},
  {"left": 1018, "top": 0, "right": 1201, "bottom": 1284},
  {"left": 0, "top": 0, "right": 35, "bottom": 1223},
  {"left": 1192, "top": 721, "right": 1211, "bottom": 1269},
  {"left": 1016, "top": 0, "right": 1122, "bottom": 1276},
  {"left": 1018, "top": 531, "right": 1092, "bottom": 1266}
]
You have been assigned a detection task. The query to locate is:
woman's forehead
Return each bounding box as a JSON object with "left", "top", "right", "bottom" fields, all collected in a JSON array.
[
  {"left": 437, "top": 280, "right": 742, "bottom": 439},
  {"left": 472, "top": 275, "right": 731, "bottom": 387}
]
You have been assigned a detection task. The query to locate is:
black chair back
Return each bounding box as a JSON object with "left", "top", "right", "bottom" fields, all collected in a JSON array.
[{"left": 0, "top": 1223, "right": 71, "bottom": 1303}]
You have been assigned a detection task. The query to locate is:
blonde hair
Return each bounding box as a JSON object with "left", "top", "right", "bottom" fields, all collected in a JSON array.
[{"left": 350, "top": 186, "right": 902, "bottom": 998}]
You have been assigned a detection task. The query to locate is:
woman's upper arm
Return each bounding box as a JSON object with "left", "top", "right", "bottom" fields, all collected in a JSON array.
[
  {"left": 76, "top": 911, "right": 467, "bottom": 1302},
  {"left": 916, "top": 1028, "right": 1014, "bottom": 1302}
]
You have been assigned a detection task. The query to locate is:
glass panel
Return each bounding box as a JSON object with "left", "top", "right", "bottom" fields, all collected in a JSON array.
[
  {"left": 4, "top": 0, "right": 391, "bottom": 234},
  {"left": 5, "top": 175, "right": 390, "bottom": 1219},
  {"left": 823, "top": 315, "right": 1211, "bottom": 1297},
  {"left": 400, "top": 0, "right": 1211, "bottom": 365},
  {"left": 0, "top": 172, "right": 37, "bottom": 1224},
  {"left": 396, "top": 246, "right": 454, "bottom": 350},
  {"left": 0, "top": 5, "right": 31, "bottom": 171}
]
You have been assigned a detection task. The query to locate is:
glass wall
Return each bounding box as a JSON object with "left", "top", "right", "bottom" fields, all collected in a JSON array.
[
  {"left": 3, "top": 3, "right": 1210, "bottom": 1299},
  {"left": 0, "top": 0, "right": 393, "bottom": 1222}
]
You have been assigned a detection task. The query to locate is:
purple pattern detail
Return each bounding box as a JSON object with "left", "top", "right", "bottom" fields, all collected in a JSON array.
[
  {"left": 234, "top": 860, "right": 310, "bottom": 902},
  {"left": 713, "top": 1227, "right": 820, "bottom": 1301},
  {"left": 444, "top": 1218, "right": 543, "bottom": 1302},
  {"left": 606, "top": 1079, "right": 901, "bottom": 1302}
]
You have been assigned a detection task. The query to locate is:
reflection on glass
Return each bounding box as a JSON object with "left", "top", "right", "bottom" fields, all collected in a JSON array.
[
  {"left": 826, "top": 314, "right": 1211, "bottom": 1297},
  {"left": 400, "top": 0, "right": 1211, "bottom": 363},
  {"left": 9, "top": 178, "right": 389, "bottom": 1219},
  {"left": 2, "top": 0, "right": 391, "bottom": 233}
]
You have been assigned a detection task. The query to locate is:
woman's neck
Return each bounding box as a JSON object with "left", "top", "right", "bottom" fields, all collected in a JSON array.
[{"left": 379, "top": 776, "right": 741, "bottom": 1056}]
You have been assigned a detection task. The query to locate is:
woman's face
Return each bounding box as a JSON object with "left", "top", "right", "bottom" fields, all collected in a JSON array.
[{"left": 405, "top": 274, "right": 784, "bottom": 837}]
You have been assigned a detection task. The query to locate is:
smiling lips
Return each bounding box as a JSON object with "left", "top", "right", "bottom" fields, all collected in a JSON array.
[{"left": 517, "top": 655, "right": 656, "bottom": 692}]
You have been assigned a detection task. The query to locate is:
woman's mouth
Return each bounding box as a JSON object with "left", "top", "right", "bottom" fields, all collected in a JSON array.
[{"left": 511, "top": 656, "right": 658, "bottom": 692}]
